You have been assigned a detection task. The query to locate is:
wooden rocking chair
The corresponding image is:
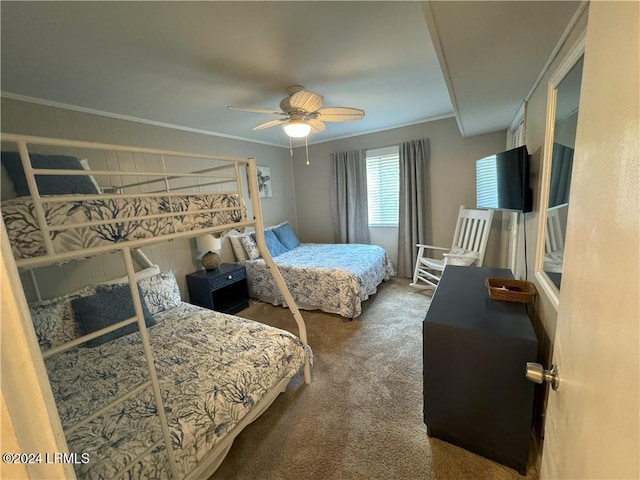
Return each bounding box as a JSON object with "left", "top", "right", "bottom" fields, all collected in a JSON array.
[
  {"left": 543, "top": 204, "right": 568, "bottom": 275},
  {"left": 410, "top": 205, "right": 494, "bottom": 289}
]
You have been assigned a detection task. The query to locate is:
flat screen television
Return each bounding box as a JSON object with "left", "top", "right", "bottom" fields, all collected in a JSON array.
[{"left": 476, "top": 145, "right": 532, "bottom": 213}]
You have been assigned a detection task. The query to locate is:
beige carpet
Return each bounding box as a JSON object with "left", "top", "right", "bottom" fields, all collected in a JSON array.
[{"left": 211, "top": 278, "right": 539, "bottom": 480}]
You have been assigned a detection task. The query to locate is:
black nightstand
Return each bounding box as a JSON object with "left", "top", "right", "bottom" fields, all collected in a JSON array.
[{"left": 186, "top": 264, "right": 249, "bottom": 314}]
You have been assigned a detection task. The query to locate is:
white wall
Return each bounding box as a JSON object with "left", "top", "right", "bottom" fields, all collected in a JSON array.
[
  {"left": 0, "top": 98, "right": 297, "bottom": 300},
  {"left": 291, "top": 116, "right": 507, "bottom": 272}
]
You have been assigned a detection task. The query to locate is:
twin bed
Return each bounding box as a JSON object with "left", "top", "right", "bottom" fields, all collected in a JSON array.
[{"left": 1, "top": 133, "right": 393, "bottom": 478}]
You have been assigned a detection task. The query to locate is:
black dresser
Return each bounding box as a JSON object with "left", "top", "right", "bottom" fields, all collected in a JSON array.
[{"left": 423, "top": 266, "right": 538, "bottom": 474}]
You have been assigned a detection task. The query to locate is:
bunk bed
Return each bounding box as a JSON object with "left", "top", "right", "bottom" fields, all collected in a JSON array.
[
  {"left": 0, "top": 133, "right": 312, "bottom": 479},
  {"left": 230, "top": 227, "right": 395, "bottom": 318}
]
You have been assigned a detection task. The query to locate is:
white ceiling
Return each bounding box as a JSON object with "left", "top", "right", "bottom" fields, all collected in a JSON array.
[
  {"left": 0, "top": 1, "right": 582, "bottom": 148},
  {"left": 426, "top": 1, "right": 583, "bottom": 137}
]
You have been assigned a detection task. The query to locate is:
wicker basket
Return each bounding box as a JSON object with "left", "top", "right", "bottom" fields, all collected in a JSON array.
[{"left": 485, "top": 277, "right": 537, "bottom": 303}]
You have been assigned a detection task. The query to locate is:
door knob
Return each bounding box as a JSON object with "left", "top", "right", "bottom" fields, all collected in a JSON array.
[{"left": 526, "top": 363, "right": 560, "bottom": 391}]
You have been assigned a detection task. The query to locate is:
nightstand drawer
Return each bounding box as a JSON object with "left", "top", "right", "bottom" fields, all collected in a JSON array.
[{"left": 209, "top": 267, "right": 246, "bottom": 289}]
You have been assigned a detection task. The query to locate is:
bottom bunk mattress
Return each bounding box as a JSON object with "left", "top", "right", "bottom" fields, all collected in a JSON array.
[
  {"left": 43, "top": 301, "right": 309, "bottom": 479},
  {"left": 242, "top": 243, "right": 396, "bottom": 318}
]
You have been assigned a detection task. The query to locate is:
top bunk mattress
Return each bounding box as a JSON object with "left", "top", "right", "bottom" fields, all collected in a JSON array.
[{"left": 2, "top": 193, "right": 244, "bottom": 259}]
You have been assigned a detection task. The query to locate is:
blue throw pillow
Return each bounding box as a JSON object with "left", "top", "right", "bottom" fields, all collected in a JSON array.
[
  {"left": 71, "top": 284, "right": 156, "bottom": 347},
  {"left": 1, "top": 151, "right": 100, "bottom": 197},
  {"left": 251, "top": 230, "right": 289, "bottom": 257},
  {"left": 272, "top": 222, "right": 300, "bottom": 250}
]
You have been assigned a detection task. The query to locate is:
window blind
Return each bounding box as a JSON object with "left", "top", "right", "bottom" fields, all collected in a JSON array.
[
  {"left": 512, "top": 120, "right": 525, "bottom": 148},
  {"left": 366, "top": 146, "right": 399, "bottom": 227},
  {"left": 476, "top": 156, "right": 499, "bottom": 209}
]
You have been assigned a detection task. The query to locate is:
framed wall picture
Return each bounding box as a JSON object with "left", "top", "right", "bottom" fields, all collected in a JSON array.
[{"left": 256, "top": 166, "right": 272, "bottom": 198}]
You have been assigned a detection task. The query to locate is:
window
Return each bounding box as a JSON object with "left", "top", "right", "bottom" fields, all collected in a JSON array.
[{"left": 366, "top": 146, "right": 399, "bottom": 227}]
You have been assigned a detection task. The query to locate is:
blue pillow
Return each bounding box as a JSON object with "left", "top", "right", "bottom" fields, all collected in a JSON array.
[
  {"left": 71, "top": 284, "right": 156, "bottom": 347},
  {"left": 1, "top": 151, "right": 100, "bottom": 197},
  {"left": 272, "top": 222, "right": 300, "bottom": 250},
  {"left": 251, "top": 230, "right": 289, "bottom": 257}
]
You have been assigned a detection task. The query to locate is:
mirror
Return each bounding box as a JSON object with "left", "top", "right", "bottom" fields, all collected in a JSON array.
[
  {"left": 536, "top": 35, "right": 585, "bottom": 307},
  {"left": 544, "top": 56, "right": 583, "bottom": 288}
]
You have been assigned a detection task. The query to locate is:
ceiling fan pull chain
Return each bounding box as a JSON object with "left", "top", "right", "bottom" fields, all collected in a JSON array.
[
  {"left": 289, "top": 136, "right": 293, "bottom": 158},
  {"left": 305, "top": 136, "right": 310, "bottom": 166}
]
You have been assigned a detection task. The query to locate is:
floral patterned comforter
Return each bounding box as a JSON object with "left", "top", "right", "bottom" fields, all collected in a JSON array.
[
  {"left": 242, "top": 243, "right": 396, "bottom": 318},
  {"left": 45, "top": 302, "right": 308, "bottom": 479},
  {"left": 1, "top": 193, "right": 244, "bottom": 259}
]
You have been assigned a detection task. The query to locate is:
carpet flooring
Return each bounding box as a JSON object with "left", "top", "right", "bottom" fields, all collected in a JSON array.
[{"left": 210, "top": 278, "right": 539, "bottom": 480}]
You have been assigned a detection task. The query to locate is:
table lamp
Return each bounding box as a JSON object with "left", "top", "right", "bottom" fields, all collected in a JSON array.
[{"left": 196, "top": 234, "right": 222, "bottom": 270}]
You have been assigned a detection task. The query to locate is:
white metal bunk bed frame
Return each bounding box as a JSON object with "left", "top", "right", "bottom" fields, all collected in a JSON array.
[{"left": 0, "top": 133, "right": 312, "bottom": 479}]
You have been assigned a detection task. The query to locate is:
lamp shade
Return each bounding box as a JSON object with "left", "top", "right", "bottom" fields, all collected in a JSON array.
[
  {"left": 284, "top": 120, "right": 311, "bottom": 138},
  {"left": 196, "top": 234, "right": 221, "bottom": 252}
]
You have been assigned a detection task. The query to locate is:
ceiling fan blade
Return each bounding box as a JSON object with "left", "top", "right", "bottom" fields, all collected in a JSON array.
[
  {"left": 307, "top": 118, "right": 326, "bottom": 134},
  {"left": 316, "top": 107, "right": 365, "bottom": 122},
  {"left": 252, "top": 119, "right": 288, "bottom": 131},
  {"left": 228, "top": 105, "right": 285, "bottom": 115},
  {"left": 289, "top": 90, "right": 323, "bottom": 112}
]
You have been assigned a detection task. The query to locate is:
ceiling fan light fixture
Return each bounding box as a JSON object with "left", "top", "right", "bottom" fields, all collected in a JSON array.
[{"left": 284, "top": 120, "right": 311, "bottom": 138}]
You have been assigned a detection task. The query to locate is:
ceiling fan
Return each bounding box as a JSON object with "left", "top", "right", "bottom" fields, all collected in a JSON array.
[{"left": 227, "top": 85, "right": 365, "bottom": 138}]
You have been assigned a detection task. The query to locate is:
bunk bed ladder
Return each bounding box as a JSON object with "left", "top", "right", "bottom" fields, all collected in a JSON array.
[
  {"left": 247, "top": 159, "right": 312, "bottom": 384},
  {"left": 121, "top": 246, "right": 180, "bottom": 477}
]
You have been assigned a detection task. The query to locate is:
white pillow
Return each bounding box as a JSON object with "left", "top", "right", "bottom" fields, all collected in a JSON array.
[
  {"left": 229, "top": 234, "right": 248, "bottom": 261},
  {"left": 29, "top": 285, "right": 97, "bottom": 351}
]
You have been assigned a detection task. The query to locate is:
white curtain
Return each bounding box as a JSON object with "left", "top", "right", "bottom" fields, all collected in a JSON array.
[
  {"left": 330, "top": 150, "right": 370, "bottom": 244},
  {"left": 397, "top": 139, "right": 430, "bottom": 278}
]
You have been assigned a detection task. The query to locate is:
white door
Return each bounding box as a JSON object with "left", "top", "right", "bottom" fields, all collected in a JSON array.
[{"left": 540, "top": 2, "right": 639, "bottom": 478}]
